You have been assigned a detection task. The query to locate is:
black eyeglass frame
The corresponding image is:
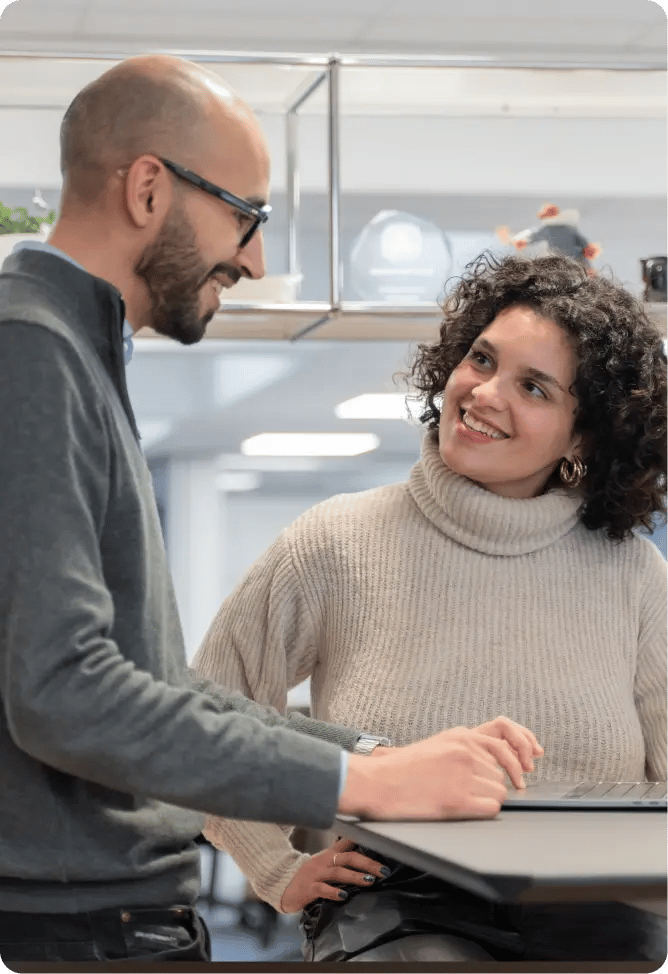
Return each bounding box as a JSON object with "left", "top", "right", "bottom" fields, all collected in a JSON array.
[{"left": 159, "top": 157, "right": 271, "bottom": 248}]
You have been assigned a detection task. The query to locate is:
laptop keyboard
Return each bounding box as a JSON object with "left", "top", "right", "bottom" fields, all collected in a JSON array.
[{"left": 564, "top": 781, "right": 667, "bottom": 802}]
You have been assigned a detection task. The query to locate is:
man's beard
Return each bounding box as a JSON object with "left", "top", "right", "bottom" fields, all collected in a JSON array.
[{"left": 134, "top": 203, "right": 230, "bottom": 345}]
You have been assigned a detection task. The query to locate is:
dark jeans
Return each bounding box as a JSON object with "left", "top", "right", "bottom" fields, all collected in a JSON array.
[
  {"left": 0, "top": 904, "right": 210, "bottom": 964},
  {"left": 302, "top": 847, "right": 667, "bottom": 963}
]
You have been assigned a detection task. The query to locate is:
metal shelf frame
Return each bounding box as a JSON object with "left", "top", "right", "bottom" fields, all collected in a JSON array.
[{"left": 1, "top": 48, "right": 665, "bottom": 340}]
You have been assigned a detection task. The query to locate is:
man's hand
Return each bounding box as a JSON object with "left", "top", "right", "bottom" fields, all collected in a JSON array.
[
  {"left": 474, "top": 715, "right": 544, "bottom": 788},
  {"left": 338, "top": 717, "right": 544, "bottom": 820},
  {"left": 339, "top": 725, "right": 510, "bottom": 821},
  {"left": 280, "top": 838, "right": 387, "bottom": 914},
  {"left": 436, "top": 717, "right": 544, "bottom": 790}
]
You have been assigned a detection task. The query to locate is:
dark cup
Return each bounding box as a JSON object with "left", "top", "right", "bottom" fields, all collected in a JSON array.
[{"left": 641, "top": 257, "right": 667, "bottom": 303}]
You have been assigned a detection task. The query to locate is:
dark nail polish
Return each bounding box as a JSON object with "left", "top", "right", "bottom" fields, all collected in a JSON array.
[
  {"left": 363, "top": 874, "right": 374, "bottom": 883},
  {"left": 379, "top": 866, "right": 391, "bottom": 877},
  {"left": 338, "top": 890, "right": 348, "bottom": 901}
]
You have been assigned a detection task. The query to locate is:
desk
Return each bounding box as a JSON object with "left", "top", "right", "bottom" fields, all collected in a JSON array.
[{"left": 335, "top": 810, "right": 667, "bottom": 906}]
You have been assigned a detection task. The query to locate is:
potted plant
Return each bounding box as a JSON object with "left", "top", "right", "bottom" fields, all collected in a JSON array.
[{"left": 0, "top": 200, "right": 57, "bottom": 263}]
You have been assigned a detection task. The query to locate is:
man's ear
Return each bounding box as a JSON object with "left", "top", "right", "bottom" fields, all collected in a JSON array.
[{"left": 123, "top": 156, "right": 170, "bottom": 229}]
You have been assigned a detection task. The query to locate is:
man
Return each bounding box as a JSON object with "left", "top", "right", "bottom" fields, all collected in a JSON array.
[{"left": 0, "top": 55, "right": 542, "bottom": 963}]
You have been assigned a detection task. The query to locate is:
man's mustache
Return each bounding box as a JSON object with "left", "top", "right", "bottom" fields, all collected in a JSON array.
[{"left": 202, "top": 264, "right": 241, "bottom": 290}]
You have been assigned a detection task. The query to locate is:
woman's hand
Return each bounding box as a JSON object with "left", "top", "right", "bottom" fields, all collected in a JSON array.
[{"left": 279, "top": 838, "right": 388, "bottom": 914}]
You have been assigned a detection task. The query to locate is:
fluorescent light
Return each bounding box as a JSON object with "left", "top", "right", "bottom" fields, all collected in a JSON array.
[
  {"left": 335, "top": 393, "right": 422, "bottom": 422},
  {"left": 241, "top": 433, "right": 380, "bottom": 457}
]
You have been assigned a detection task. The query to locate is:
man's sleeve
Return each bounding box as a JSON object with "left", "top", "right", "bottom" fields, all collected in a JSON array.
[
  {"left": 0, "top": 322, "right": 344, "bottom": 829},
  {"left": 185, "top": 675, "right": 361, "bottom": 752}
]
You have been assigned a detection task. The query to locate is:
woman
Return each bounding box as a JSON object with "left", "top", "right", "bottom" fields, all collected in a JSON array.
[{"left": 193, "top": 254, "right": 666, "bottom": 961}]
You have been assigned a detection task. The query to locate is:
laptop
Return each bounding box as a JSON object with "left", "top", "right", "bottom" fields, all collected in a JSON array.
[{"left": 503, "top": 780, "right": 667, "bottom": 809}]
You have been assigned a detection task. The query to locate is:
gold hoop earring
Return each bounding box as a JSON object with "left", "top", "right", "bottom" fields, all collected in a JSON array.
[{"left": 560, "top": 456, "right": 586, "bottom": 488}]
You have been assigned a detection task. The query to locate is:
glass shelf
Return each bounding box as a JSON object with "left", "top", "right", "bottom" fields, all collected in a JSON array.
[{"left": 135, "top": 301, "right": 665, "bottom": 342}]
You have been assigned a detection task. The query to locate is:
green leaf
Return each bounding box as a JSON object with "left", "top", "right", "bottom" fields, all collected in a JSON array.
[{"left": 0, "top": 200, "right": 59, "bottom": 234}]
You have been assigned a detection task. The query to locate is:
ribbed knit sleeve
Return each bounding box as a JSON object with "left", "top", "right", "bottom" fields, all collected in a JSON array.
[
  {"left": 634, "top": 541, "right": 667, "bottom": 780},
  {"left": 192, "top": 530, "right": 327, "bottom": 912}
]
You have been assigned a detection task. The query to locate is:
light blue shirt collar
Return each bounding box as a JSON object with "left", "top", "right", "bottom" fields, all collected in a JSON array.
[{"left": 12, "top": 239, "right": 134, "bottom": 365}]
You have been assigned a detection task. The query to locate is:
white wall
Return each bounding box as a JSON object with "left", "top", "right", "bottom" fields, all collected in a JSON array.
[
  {"left": 222, "top": 492, "right": 342, "bottom": 600},
  {"left": 0, "top": 107, "right": 664, "bottom": 199}
]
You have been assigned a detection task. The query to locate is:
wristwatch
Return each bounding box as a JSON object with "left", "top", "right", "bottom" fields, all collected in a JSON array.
[{"left": 353, "top": 733, "right": 393, "bottom": 755}]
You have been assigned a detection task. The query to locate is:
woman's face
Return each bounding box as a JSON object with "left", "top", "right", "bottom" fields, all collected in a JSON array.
[{"left": 438, "top": 305, "right": 582, "bottom": 499}]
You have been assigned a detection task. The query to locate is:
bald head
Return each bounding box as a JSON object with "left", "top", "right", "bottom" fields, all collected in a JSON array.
[{"left": 60, "top": 55, "right": 254, "bottom": 205}]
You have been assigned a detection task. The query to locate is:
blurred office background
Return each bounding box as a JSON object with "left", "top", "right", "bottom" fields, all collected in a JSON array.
[{"left": 0, "top": 0, "right": 665, "bottom": 959}]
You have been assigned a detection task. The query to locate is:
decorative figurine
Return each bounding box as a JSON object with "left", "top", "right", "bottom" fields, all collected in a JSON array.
[{"left": 497, "top": 204, "right": 601, "bottom": 275}]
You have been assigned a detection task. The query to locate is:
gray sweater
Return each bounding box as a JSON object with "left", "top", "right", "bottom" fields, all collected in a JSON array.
[{"left": 0, "top": 249, "right": 358, "bottom": 914}]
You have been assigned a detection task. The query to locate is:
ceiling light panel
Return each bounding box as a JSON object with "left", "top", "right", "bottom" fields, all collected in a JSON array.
[
  {"left": 335, "top": 393, "right": 422, "bottom": 421},
  {"left": 241, "top": 432, "right": 380, "bottom": 456}
]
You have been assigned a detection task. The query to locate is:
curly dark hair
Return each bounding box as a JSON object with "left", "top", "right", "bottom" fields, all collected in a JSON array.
[{"left": 409, "top": 253, "right": 666, "bottom": 542}]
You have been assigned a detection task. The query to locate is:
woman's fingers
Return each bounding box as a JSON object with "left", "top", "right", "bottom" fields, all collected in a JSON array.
[
  {"left": 280, "top": 843, "right": 388, "bottom": 912},
  {"left": 280, "top": 847, "right": 372, "bottom": 913},
  {"left": 315, "top": 840, "right": 387, "bottom": 881},
  {"left": 330, "top": 865, "right": 378, "bottom": 887},
  {"left": 316, "top": 883, "right": 354, "bottom": 903},
  {"left": 338, "top": 850, "right": 388, "bottom": 879},
  {"left": 330, "top": 837, "right": 356, "bottom": 853}
]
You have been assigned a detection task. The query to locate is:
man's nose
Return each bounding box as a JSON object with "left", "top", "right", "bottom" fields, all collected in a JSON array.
[{"left": 236, "top": 231, "right": 265, "bottom": 280}]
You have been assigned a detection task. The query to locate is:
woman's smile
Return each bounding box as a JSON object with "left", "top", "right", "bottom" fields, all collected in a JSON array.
[{"left": 458, "top": 408, "right": 509, "bottom": 442}]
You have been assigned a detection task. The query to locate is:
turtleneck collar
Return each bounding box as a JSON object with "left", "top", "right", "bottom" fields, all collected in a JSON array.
[{"left": 408, "top": 429, "right": 582, "bottom": 556}]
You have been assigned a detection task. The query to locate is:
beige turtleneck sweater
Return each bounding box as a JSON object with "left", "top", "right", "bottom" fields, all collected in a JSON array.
[{"left": 193, "top": 431, "right": 667, "bottom": 912}]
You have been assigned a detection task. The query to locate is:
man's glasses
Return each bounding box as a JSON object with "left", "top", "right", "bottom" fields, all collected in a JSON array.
[{"left": 159, "top": 157, "right": 271, "bottom": 249}]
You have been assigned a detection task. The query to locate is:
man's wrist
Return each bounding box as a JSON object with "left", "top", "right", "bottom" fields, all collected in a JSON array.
[
  {"left": 338, "top": 738, "right": 395, "bottom": 816},
  {"left": 338, "top": 753, "right": 381, "bottom": 818}
]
